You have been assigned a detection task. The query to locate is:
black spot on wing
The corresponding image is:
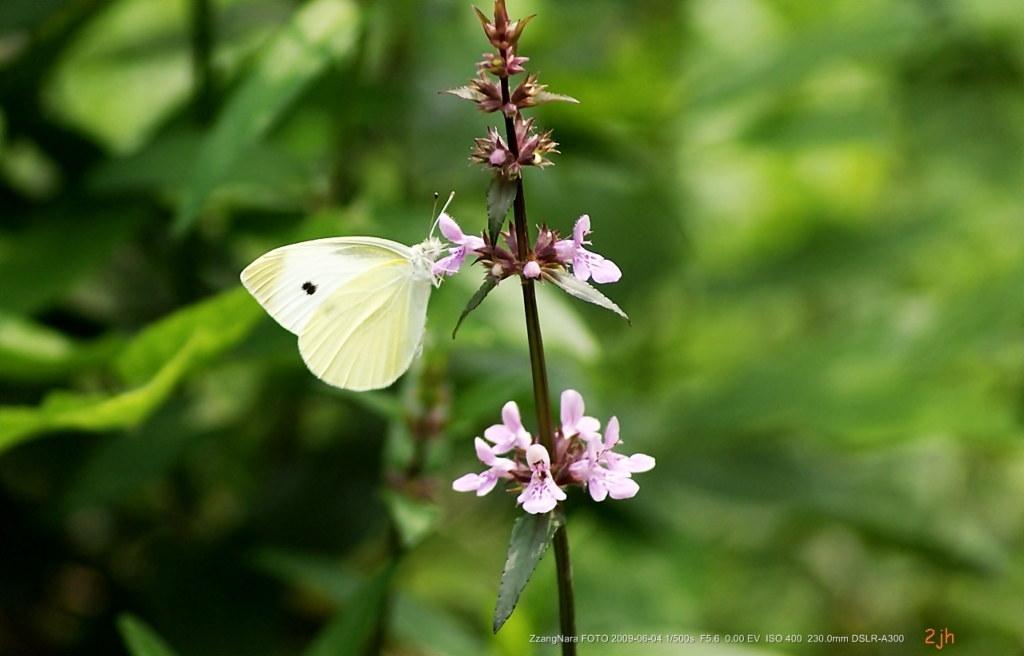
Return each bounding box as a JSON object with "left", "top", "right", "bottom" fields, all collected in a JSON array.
[{"left": 302, "top": 281, "right": 317, "bottom": 295}]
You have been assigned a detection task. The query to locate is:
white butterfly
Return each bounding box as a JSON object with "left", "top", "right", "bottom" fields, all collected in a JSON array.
[{"left": 240, "top": 221, "right": 447, "bottom": 391}]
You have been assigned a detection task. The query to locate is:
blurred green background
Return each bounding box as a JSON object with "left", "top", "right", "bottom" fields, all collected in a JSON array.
[{"left": 1, "top": 0, "right": 1022, "bottom": 654}]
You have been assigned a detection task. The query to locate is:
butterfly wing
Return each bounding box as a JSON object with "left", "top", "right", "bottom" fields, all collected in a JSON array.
[
  {"left": 297, "top": 257, "right": 432, "bottom": 390},
  {"left": 240, "top": 237, "right": 412, "bottom": 335}
]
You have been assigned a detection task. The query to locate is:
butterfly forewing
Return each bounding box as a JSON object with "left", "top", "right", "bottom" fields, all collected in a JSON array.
[
  {"left": 297, "top": 258, "right": 431, "bottom": 390},
  {"left": 240, "top": 238, "right": 414, "bottom": 335}
]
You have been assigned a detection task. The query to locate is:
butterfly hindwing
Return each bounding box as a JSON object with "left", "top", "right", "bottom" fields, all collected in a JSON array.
[
  {"left": 297, "top": 257, "right": 432, "bottom": 391},
  {"left": 240, "top": 238, "right": 413, "bottom": 335}
]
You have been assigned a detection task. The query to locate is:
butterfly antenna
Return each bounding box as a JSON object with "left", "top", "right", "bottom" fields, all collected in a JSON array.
[{"left": 429, "top": 191, "right": 456, "bottom": 238}]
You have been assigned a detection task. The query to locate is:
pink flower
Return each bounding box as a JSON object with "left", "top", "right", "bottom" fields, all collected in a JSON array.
[
  {"left": 522, "top": 260, "right": 541, "bottom": 279},
  {"left": 433, "top": 214, "right": 485, "bottom": 276},
  {"left": 560, "top": 389, "right": 601, "bottom": 443},
  {"left": 452, "top": 438, "right": 516, "bottom": 496},
  {"left": 554, "top": 215, "right": 621, "bottom": 283},
  {"left": 600, "top": 417, "right": 656, "bottom": 474},
  {"left": 452, "top": 392, "right": 653, "bottom": 513},
  {"left": 484, "top": 401, "right": 532, "bottom": 454},
  {"left": 569, "top": 417, "right": 654, "bottom": 502},
  {"left": 517, "top": 444, "right": 566, "bottom": 514}
]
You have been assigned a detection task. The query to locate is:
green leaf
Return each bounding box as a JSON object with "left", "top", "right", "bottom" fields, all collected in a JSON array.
[
  {"left": 0, "top": 313, "right": 122, "bottom": 381},
  {"left": 60, "top": 401, "right": 202, "bottom": 512},
  {"left": 493, "top": 508, "right": 565, "bottom": 633},
  {"left": 441, "top": 86, "right": 484, "bottom": 102},
  {"left": 486, "top": 176, "right": 517, "bottom": 247},
  {"left": 0, "top": 209, "right": 142, "bottom": 314},
  {"left": 323, "top": 388, "right": 403, "bottom": 422},
  {"left": 392, "top": 596, "right": 484, "bottom": 656},
  {"left": 302, "top": 563, "right": 394, "bottom": 656},
  {"left": 542, "top": 268, "right": 630, "bottom": 323},
  {"left": 0, "top": 288, "right": 265, "bottom": 453},
  {"left": 452, "top": 275, "right": 499, "bottom": 339},
  {"left": 89, "top": 130, "right": 310, "bottom": 198},
  {"left": 251, "top": 548, "right": 361, "bottom": 606},
  {"left": 174, "top": 0, "right": 361, "bottom": 234},
  {"left": 0, "top": 333, "right": 202, "bottom": 453},
  {"left": 117, "top": 613, "right": 181, "bottom": 656},
  {"left": 253, "top": 548, "right": 484, "bottom": 656},
  {"left": 0, "top": 0, "right": 78, "bottom": 33},
  {"left": 381, "top": 489, "right": 440, "bottom": 549},
  {"left": 116, "top": 287, "right": 262, "bottom": 386},
  {"left": 530, "top": 91, "right": 580, "bottom": 106}
]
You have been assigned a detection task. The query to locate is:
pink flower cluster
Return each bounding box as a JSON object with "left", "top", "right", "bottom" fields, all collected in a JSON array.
[
  {"left": 452, "top": 390, "right": 655, "bottom": 514},
  {"left": 432, "top": 214, "right": 620, "bottom": 285}
]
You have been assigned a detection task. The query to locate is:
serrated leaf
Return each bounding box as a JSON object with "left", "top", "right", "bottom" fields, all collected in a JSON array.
[
  {"left": 493, "top": 508, "right": 565, "bottom": 633},
  {"left": 531, "top": 91, "right": 580, "bottom": 106},
  {"left": 302, "top": 563, "right": 394, "bottom": 656},
  {"left": 381, "top": 489, "right": 440, "bottom": 549},
  {"left": 174, "top": 0, "right": 360, "bottom": 234},
  {"left": 543, "top": 268, "right": 630, "bottom": 324},
  {"left": 487, "top": 176, "right": 517, "bottom": 247},
  {"left": 117, "top": 614, "right": 181, "bottom": 656},
  {"left": 453, "top": 275, "right": 499, "bottom": 339}
]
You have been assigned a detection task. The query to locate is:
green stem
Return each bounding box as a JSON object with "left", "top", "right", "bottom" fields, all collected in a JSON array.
[{"left": 499, "top": 68, "right": 577, "bottom": 655}]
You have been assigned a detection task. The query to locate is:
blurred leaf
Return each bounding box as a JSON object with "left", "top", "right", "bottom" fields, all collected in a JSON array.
[
  {"left": 691, "top": 9, "right": 924, "bottom": 107},
  {"left": 88, "top": 130, "right": 309, "bottom": 196},
  {"left": 0, "top": 209, "right": 142, "bottom": 314},
  {"left": 392, "top": 595, "right": 484, "bottom": 656},
  {"left": 117, "top": 613, "right": 181, "bottom": 656},
  {"left": 323, "top": 388, "right": 403, "bottom": 422},
  {"left": 302, "top": 563, "right": 394, "bottom": 656},
  {"left": 493, "top": 508, "right": 565, "bottom": 633},
  {"left": 253, "top": 548, "right": 484, "bottom": 656},
  {"left": 0, "top": 287, "right": 264, "bottom": 451},
  {"left": 542, "top": 268, "right": 629, "bottom": 323},
  {"left": 0, "top": 313, "right": 122, "bottom": 380},
  {"left": 0, "top": 331, "right": 202, "bottom": 452},
  {"left": 486, "top": 177, "right": 516, "bottom": 247},
  {"left": 381, "top": 489, "right": 439, "bottom": 549},
  {"left": 0, "top": 0, "right": 78, "bottom": 33},
  {"left": 452, "top": 274, "right": 498, "bottom": 339},
  {"left": 174, "top": 0, "right": 361, "bottom": 233},
  {"left": 40, "top": 0, "right": 192, "bottom": 153},
  {"left": 251, "top": 548, "right": 361, "bottom": 604},
  {"left": 61, "top": 400, "right": 201, "bottom": 512},
  {"left": 116, "top": 287, "right": 262, "bottom": 386}
]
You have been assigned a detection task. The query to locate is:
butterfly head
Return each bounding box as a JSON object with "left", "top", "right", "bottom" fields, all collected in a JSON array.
[{"left": 412, "top": 236, "right": 446, "bottom": 286}]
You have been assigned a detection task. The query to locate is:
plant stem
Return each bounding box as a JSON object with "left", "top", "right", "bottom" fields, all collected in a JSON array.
[{"left": 500, "top": 70, "right": 577, "bottom": 654}]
